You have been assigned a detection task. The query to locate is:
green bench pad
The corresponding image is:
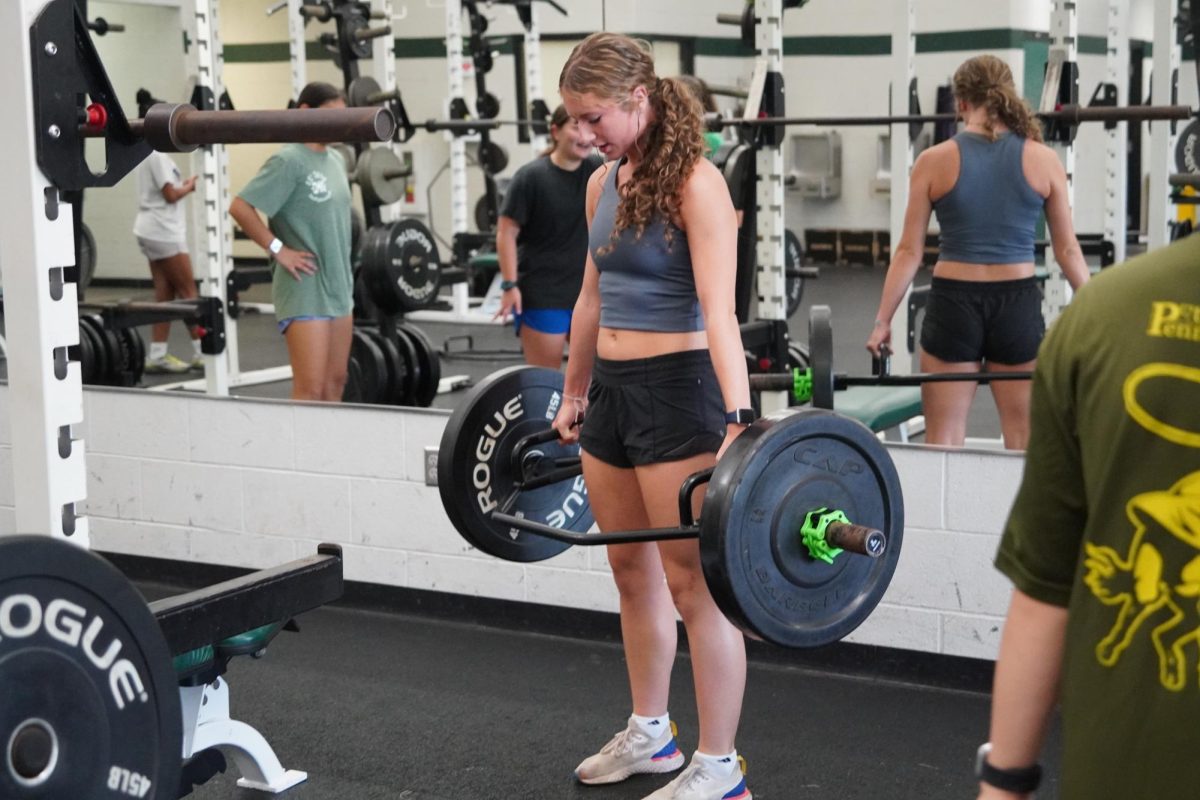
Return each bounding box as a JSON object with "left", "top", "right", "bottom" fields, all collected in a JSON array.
[
  {"left": 468, "top": 252, "right": 499, "bottom": 270},
  {"left": 834, "top": 385, "right": 923, "bottom": 432},
  {"left": 172, "top": 622, "right": 285, "bottom": 677}
]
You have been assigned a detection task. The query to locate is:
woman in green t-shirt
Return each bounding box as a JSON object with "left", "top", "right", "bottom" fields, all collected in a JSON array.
[{"left": 230, "top": 82, "right": 355, "bottom": 402}]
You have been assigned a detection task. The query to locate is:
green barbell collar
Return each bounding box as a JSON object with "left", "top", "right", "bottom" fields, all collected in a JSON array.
[{"left": 801, "top": 507, "right": 848, "bottom": 564}]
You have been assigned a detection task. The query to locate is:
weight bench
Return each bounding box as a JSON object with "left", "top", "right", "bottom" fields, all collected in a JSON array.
[
  {"left": 173, "top": 622, "right": 302, "bottom": 796},
  {"left": 834, "top": 385, "right": 924, "bottom": 441},
  {"left": 151, "top": 545, "right": 344, "bottom": 796}
]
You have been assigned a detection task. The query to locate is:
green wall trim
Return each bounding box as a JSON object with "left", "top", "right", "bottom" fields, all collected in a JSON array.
[{"left": 221, "top": 30, "right": 1188, "bottom": 65}]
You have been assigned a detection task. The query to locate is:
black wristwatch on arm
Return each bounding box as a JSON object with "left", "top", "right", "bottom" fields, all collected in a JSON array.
[
  {"left": 975, "top": 743, "right": 1041, "bottom": 795},
  {"left": 724, "top": 408, "right": 756, "bottom": 426}
]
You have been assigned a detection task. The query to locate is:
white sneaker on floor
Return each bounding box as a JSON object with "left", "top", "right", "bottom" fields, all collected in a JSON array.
[
  {"left": 574, "top": 716, "right": 685, "bottom": 785},
  {"left": 144, "top": 354, "right": 191, "bottom": 374},
  {"left": 188, "top": 354, "right": 204, "bottom": 371},
  {"left": 641, "top": 755, "right": 752, "bottom": 800}
]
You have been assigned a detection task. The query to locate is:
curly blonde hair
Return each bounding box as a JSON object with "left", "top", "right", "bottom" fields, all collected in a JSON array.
[
  {"left": 953, "top": 54, "right": 1043, "bottom": 142},
  {"left": 559, "top": 33, "right": 706, "bottom": 251}
]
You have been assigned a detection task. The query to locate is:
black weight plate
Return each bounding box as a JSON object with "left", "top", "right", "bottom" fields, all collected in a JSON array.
[
  {"left": 342, "top": 14, "right": 375, "bottom": 60},
  {"left": 784, "top": 228, "right": 805, "bottom": 319},
  {"left": 390, "top": 324, "right": 421, "bottom": 406},
  {"left": 360, "top": 220, "right": 441, "bottom": 314},
  {"left": 437, "top": 366, "right": 591, "bottom": 562},
  {"left": 342, "top": 356, "right": 364, "bottom": 403},
  {"left": 131, "top": 327, "right": 146, "bottom": 377},
  {"left": 1175, "top": 118, "right": 1200, "bottom": 175},
  {"left": 699, "top": 409, "right": 904, "bottom": 648},
  {"left": 0, "top": 535, "right": 182, "bottom": 799},
  {"left": 398, "top": 322, "right": 440, "bottom": 407},
  {"left": 376, "top": 332, "right": 409, "bottom": 406},
  {"left": 77, "top": 321, "right": 95, "bottom": 384},
  {"left": 97, "top": 320, "right": 125, "bottom": 387},
  {"left": 350, "top": 207, "right": 365, "bottom": 266},
  {"left": 78, "top": 222, "right": 97, "bottom": 295},
  {"left": 79, "top": 315, "right": 111, "bottom": 387},
  {"left": 348, "top": 329, "right": 387, "bottom": 404},
  {"left": 475, "top": 91, "right": 501, "bottom": 120},
  {"left": 80, "top": 318, "right": 106, "bottom": 386},
  {"left": 808, "top": 305, "right": 834, "bottom": 410},
  {"left": 114, "top": 328, "right": 141, "bottom": 387},
  {"left": 352, "top": 267, "right": 377, "bottom": 320},
  {"left": 347, "top": 75, "right": 383, "bottom": 108},
  {"left": 361, "top": 328, "right": 400, "bottom": 405}
]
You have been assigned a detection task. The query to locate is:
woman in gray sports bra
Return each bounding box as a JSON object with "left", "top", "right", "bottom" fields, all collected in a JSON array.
[
  {"left": 550, "top": 33, "right": 756, "bottom": 800},
  {"left": 866, "top": 55, "right": 1089, "bottom": 449}
]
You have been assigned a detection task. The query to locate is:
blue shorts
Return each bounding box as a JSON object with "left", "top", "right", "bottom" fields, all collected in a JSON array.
[
  {"left": 278, "top": 315, "right": 336, "bottom": 334},
  {"left": 513, "top": 308, "right": 572, "bottom": 336}
]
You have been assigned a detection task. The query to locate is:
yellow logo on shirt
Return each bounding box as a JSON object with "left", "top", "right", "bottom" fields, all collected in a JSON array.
[
  {"left": 1123, "top": 363, "right": 1200, "bottom": 448},
  {"left": 1147, "top": 301, "right": 1200, "bottom": 342},
  {"left": 1083, "top": 470, "right": 1200, "bottom": 691}
]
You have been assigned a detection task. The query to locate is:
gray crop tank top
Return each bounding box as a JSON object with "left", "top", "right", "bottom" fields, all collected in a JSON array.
[
  {"left": 933, "top": 131, "right": 1045, "bottom": 264},
  {"left": 588, "top": 161, "right": 703, "bottom": 332}
]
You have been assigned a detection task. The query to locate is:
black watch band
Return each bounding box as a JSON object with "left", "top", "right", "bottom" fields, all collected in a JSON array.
[
  {"left": 500, "top": 279, "right": 517, "bottom": 291},
  {"left": 975, "top": 744, "right": 1041, "bottom": 794},
  {"left": 724, "top": 408, "right": 756, "bottom": 425}
]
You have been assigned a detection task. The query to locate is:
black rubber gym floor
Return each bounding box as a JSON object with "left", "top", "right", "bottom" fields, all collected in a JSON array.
[{"left": 135, "top": 577, "right": 1063, "bottom": 800}]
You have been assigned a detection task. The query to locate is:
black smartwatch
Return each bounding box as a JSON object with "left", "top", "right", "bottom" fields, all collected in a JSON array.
[
  {"left": 974, "top": 743, "right": 1041, "bottom": 794},
  {"left": 500, "top": 279, "right": 517, "bottom": 291},
  {"left": 724, "top": 408, "right": 756, "bottom": 426}
]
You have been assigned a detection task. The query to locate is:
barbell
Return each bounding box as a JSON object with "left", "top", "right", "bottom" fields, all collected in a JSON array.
[
  {"left": 706, "top": 103, "right": 1193, "bottom": 132},
  {"left": 749, "top": 305, "right": 1035, "bottom": 409},
  {"left": 102, "top": 103, "right": 397, "bottom": 152},
  {"left": 437, "top": 366, "right": 904, "bottom": 648}
]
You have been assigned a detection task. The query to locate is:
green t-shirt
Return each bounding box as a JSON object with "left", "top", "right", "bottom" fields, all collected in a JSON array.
[
  {"left": 997, "top": 234, "right": 1200, "bottom": 799},
  {"left": 703, "top": 131, "right": 725, "bottom": 160},
  {"left": 238, "top": 143, "right": 353, "bottom": 320}
]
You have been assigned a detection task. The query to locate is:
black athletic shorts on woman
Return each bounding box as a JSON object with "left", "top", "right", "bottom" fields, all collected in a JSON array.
[
  {"left": 919, "top": 276, "right": 1045, "bottom": 365},
  {"left": 579, "top": 349, "right": 726, "bottom": 469}
]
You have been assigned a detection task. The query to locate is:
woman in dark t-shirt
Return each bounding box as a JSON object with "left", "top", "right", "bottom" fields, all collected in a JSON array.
[{"left": 494, "top": 104, "right": 603, "bottom": 368}]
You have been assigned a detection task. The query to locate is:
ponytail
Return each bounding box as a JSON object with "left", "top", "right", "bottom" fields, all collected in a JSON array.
[{"left": 952, "top": 55, "right": 1043, "bottom": 142}]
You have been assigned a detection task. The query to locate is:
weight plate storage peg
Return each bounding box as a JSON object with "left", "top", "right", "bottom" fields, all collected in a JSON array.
[
  {"left": 438, "top": 366, "right": 592, "bottom": 562},
  {"left": 0, "top": 536, "right": 182, "bottom": 799},
  {"left": 698, "top": 409, "right": 904, "bottom": 647}
]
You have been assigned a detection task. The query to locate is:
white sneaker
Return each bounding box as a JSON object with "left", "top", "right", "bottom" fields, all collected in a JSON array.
[
  {"left": 641, "top": 754, "right": 752, "bottom": 800},
  {"left": 188, "top": 353, "right": 204, "bottom": 371},
  {"left": 144, "top": 354, "right": 191, "bottom": 374},
  {"left": 574, "top": 716, "right": 685, "bottom": 785}
]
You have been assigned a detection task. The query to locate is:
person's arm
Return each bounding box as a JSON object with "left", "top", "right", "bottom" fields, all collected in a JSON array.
[
  {"left": 494, "top": 215, "right": 523, "bottom": 319},
  {"left": 551, "top": 164, "right": 608, "bottom": 442},
  {"left": 228, "top": 196, "right": 315, "bottom": 281},
  {"left": 983, "top": 300, "right": 1086, "bottom": 799},
  {"left": 161, "top": 176, "right": 197, "bottom": 204},
  {"left": 682, "top": 158, "right": 749, "bottom": 457},
  {"left": 1040, "top": 145, "right": 1090, "bottom": 291},
  {"left": 977, "top": 589, "right": 1068, "bottom": 800},
  {"left": 867, "top": 149, "right": 936, "bottom": 355}
]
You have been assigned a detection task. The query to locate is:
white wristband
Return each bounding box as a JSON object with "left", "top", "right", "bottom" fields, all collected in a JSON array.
[{"left": 268, "top": 238, "right": 283, "bottom": 255}]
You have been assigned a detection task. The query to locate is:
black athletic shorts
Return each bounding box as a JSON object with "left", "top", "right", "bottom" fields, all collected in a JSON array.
[
  {"left": 579, "top": 349, "right": 726, "bottom": 469},
  {"left": 919, "top": 277, "right": 1045, "bottom": 365}
]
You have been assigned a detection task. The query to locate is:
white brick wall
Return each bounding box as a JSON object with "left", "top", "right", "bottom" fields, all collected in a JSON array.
[{"left": 0, "top": 386, "right": 1027, "bottom": 661}]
